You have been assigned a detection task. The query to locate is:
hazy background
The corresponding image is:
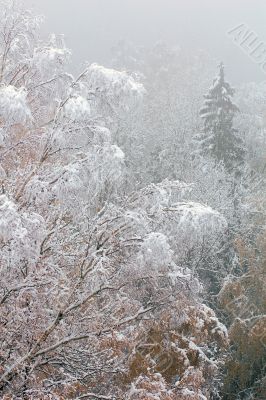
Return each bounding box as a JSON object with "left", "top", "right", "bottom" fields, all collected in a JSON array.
[{"left": 23, "top": 0, "right": 266, "bottom": 83}]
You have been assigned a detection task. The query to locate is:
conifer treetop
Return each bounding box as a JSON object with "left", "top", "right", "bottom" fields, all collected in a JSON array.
[{"left": 197, "top": 62, "right": 245, "bottom": 172}]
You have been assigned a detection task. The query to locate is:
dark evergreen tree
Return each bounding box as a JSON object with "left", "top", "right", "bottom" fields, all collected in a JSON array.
[{"left": 197, "top": 62, "right": 245, "bottom": 173}]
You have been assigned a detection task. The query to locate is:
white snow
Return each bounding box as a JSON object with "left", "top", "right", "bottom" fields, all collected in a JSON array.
[{"left": 0, "top": 85, "right": 32, "bottom": 124}]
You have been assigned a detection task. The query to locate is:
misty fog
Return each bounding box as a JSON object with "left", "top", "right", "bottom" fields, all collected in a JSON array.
[{"left": 25, "top": 0, "right": 266, "bottom": 82}]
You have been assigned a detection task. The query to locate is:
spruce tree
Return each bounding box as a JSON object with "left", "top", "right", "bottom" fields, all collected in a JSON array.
[{"left": 197, "top": 62, "right": 245, "bottom": 173}]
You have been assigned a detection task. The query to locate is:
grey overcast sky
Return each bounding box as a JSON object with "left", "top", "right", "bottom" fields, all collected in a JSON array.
[{"left": 23, "top": 0, "right": 266, "bottom": 83}]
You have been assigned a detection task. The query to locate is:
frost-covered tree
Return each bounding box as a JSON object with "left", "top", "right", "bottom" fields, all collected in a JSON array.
[
  {"left": 111, "top": 40, "right": 215, "bottom": 188},
  {"left": 219, "top": 232, "right": 266, "bottom": 400},
  {"left": 196, "top": 62, "right": 245, "bottom": 173},
  {"left": 235, "top": 81, "right": 266, "bottom": 174},
  {"left": 0, "top": 2, "right": 230, "bottom": 399}
]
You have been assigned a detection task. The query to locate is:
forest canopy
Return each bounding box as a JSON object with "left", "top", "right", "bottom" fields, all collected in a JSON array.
[{"left": 0, "top": 1, "right": 265, "bottom": 399}]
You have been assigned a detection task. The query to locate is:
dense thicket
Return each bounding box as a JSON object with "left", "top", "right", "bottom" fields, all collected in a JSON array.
[{"left": 0, "top": 2, "right": 265, "bottom": 399}]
